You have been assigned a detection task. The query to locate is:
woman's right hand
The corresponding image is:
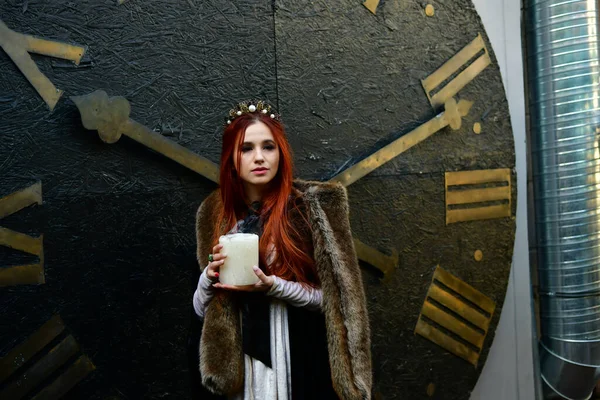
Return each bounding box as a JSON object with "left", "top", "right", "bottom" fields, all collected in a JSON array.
[{"left": 207, "top": 243, "right": 226, "bottom": 281}]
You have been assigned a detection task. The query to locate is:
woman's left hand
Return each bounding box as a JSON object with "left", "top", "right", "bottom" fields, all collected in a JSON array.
[{"left": 213, "top": 266, "right": 275, "bottom": 292}]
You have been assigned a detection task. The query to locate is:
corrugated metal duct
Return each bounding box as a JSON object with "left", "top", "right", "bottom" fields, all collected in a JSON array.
[{"left": 524, "top": 0, "right": 600, "bottom": 398}]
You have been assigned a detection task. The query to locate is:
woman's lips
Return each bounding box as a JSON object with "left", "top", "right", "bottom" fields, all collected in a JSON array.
[{"left": 252, "top": 168, "right": 268, "bottom": 175}]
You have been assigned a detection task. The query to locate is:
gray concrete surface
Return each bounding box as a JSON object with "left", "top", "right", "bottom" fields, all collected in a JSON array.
[{"left": 470, "top": 0, "right": 538, "bottom": 399}]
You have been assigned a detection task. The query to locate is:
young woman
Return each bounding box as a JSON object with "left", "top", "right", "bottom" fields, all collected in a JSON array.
[{"left": 192, "top": 100, "right": 372, "bottom": 399}]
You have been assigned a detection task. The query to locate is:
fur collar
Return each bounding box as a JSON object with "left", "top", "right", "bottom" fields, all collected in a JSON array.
[{"left": 196, "top": 179, "right": 372, "bottom": 399}]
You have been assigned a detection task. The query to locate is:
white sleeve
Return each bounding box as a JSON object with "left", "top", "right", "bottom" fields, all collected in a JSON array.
[
  {"left": 266, "top": 276, "right": 323, "bottom": 311},
  {"left": 192, "top": 268, "right": 216, "bottom": 319}
]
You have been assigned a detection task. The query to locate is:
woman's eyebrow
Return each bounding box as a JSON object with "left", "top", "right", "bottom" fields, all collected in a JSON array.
[{"left": 242, "top": 140, "right": 276, "bottom": 145}]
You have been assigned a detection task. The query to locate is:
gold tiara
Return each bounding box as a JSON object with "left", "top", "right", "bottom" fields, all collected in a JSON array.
[{"left": 225, "top": 100, "right": 280, "bottom": 125}]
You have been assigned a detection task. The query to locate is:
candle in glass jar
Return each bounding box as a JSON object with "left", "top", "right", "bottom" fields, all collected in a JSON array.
[{"left": 218, "top": 233, "right": 259, "bottom": 285}]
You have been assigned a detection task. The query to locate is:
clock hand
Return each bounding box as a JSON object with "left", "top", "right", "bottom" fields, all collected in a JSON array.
[
  {"left": 0, "top": 182, "right": 44, "bottom": 287},
  {"left": 330, "top": 98, "right": 471, "bottom": 277},
  {"left": 329, "top": 36, "right": 488, "bottom": 281},
  {"left": 71, "top": 90, "right": 219, "bottom": 184},
  {"left": 330, "top": 35, "right": 487, "bottom": 186},
  {"left": 72, "top": 91, "right": 396, "bottom": 277},
  {"left": 0, "top": 19, "right": 86, "bottom": 111},
  {"left": 330, "top": 97, "right": 473, "bottom": 187}
]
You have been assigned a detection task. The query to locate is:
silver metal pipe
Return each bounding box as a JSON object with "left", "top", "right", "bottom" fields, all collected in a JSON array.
[{"left": 524, "top": 0, "right": 600, "bottom": 398}]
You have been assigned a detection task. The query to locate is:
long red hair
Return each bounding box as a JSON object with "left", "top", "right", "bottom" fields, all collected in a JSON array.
[{"left": 212, "top": 112, "right": 317, "bottom": 286}]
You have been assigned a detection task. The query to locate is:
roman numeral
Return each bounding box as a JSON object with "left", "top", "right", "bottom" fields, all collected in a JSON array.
[
  {"left": 421, "top": 34, "right": 491, "bottom": 109},
  {"left": 0, "top": 182, "right": 45, "bottom": 286},
  {"left": 445, "top": 168, "right": 512, "bottom": 224},
  {"left": 415, "top": 266, "right": 495, "bottom": 366},
  {"left": 0, "top": 315, "right": 95, "bottom": 399},
  {"left": 0, "top": 19, "right": 86, "bottom": 111},
  {"left": 354, "top": 238, "right": 398, "bottom": 279},
  {"left": 363, "top": 0, "right": 380, "bottom": 14}
]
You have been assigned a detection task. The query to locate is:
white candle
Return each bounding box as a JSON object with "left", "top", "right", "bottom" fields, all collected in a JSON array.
[{"left": 218, "top": 233, "right": 260, "bottom": 286}]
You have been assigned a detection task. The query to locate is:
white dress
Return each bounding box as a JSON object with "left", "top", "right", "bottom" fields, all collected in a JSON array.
[{"left": 193, "top": 268, "right": 323, "bottom": 399}]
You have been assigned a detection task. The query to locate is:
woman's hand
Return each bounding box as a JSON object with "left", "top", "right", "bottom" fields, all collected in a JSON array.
[
  {"left": 213, "top": 266, "right": 274, "bottom": 292},
  {"left": 206, "top": 243, "right": 226, "bottom": 281}
]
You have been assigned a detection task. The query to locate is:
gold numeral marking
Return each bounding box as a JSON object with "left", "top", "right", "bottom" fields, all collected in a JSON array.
[
  {"left": 0, "top": 227, "right": 43, "bottom": 256},
  {"left": 0, "top": 181, "right": 42, "bottom": 220},
  {"left": 0, "top": 315, "right": 95, "bottom": 399},
  {"left": 421, "top": 34, "right": 491, "bottom": 109},
  {"left": 363, "top": 0, "right": 380, "bottom": 14},
  {"left": 415, "top": 266, "right": 495, "bottom": 366},
  {"left": 0, "top": 315, "right": 64, "bottom": 383},
  {"left": 0, "top": 19, "right": 86, "bottom": 111},
  {"left": 445, "top": 168, "right": 511, "bottom": 224},
  {"left": 30, "top": 356, "right": 95, "bottom": 400},
  {"left": 353, "top": 238, "right": 398, "bottom": 279},
  {"left": 0, "top": 182, "right": 45, "bottom": 286}
]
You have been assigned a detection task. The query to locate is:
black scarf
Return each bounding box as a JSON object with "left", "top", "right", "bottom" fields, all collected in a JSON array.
[{"left": 237, "top": 201, "right": 272, "bottom": 367}]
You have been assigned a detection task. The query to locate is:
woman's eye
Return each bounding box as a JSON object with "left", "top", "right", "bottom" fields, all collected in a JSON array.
[
  {"left": 241, "top": 146, "right": 252, "bottom": 152},
  {"left": 264, "top": 145, "right": 276, "bottom": 151}
]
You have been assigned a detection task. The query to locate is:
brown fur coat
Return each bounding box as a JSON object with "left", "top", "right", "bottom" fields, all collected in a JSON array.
[{"left": 196, "top": 179, "right": 372, "bottom": 399}]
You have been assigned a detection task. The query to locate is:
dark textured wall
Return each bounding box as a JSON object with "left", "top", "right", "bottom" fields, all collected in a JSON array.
[{"left": 0, "top": 0, "right": 515, "bottom": 399}]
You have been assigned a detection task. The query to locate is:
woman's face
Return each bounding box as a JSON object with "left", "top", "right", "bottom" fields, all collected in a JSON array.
[{"left": 234, "top": 120, "right": 280, "bottom": 190}]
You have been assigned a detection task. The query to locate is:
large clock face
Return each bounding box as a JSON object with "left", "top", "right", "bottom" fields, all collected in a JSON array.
[{"left": 0, "top": 1, "right": 515, "bottom": 399}]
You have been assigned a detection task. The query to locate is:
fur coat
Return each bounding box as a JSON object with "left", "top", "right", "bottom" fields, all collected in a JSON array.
[{"left": 195, "top": 179, "right": 372, "bottom": 399}]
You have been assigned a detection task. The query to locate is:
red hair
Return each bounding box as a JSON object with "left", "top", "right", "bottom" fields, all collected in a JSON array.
[{"left": 213, "top": 112, "right": 318, "bottom": 286}]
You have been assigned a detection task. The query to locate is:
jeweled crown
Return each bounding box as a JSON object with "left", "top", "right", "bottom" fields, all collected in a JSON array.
[{"left": 225, "top": 100, "right": 280, "bottom": 126}]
